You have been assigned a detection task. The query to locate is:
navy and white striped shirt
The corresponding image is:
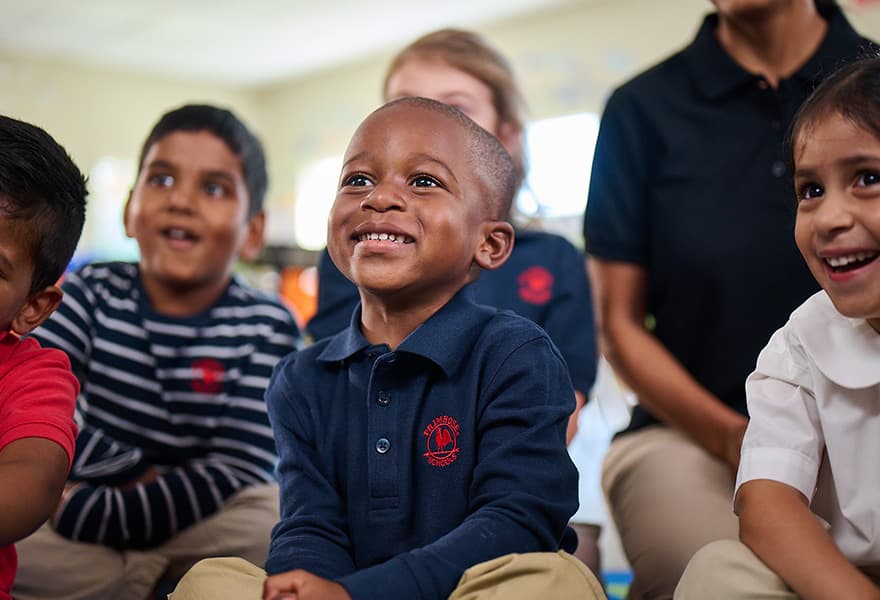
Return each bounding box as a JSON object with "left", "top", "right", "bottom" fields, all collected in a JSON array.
[{"left": 34, "top": 262, "right": 300, "bottom": 549}]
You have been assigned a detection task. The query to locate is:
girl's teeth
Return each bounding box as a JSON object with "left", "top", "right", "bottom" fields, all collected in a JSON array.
[{"left": 826, "top": 252, "right": 878, "bottom": 268}]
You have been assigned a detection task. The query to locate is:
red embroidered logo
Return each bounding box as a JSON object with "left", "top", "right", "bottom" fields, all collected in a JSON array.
[
  {"left": 517, "top": 266, "right": 554, "bottom": 305},
  {"left": 191, "top": 358, "right": 225, "bottom": 394},
  {"left": 423, "top": 415, "right": 460, "bottom": 467}
]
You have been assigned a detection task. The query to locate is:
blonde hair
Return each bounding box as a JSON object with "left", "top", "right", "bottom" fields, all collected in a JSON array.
[{"left": 383, "top": 28, "right": 528, "bottom": 178}]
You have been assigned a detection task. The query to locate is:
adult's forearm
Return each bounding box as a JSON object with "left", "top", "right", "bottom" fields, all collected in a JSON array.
[{"left": 603, "top": 317, "right": 746, "bottom": 461}]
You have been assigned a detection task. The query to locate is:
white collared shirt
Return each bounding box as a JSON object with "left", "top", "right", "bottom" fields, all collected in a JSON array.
[{"left": 736, "top": 291, "right": 880, "bottom": 566}]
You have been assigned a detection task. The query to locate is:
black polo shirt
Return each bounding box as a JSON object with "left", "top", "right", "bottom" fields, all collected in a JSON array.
[{"left": 584, "top": 4, "right": 874, "bottom": 433}]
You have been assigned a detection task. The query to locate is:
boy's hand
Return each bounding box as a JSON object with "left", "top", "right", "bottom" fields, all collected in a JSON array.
[
  {"left": 119, "top": 466, "right": 161, "bottom": 491},
  {"left": 263, "top": 569, "right": 351, "bottom": 600}
]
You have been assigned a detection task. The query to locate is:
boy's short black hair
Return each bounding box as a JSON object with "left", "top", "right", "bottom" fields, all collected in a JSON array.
[
  {"left": 137, "top": 104, "right": 267, "bottom": 216},
  {"left": 790, "top": 54, "right": 880, "bottom": 166},
  {"left": 0, "top": 115, "right": 87, "bottom": 294},
  {"left": 375, "top": 97, "right": 520, "bottom": 220}
]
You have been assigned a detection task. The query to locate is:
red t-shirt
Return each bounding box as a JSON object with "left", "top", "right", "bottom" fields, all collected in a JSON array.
[{"left": 0, "top": 331, "right": 77, "bottom": 598}]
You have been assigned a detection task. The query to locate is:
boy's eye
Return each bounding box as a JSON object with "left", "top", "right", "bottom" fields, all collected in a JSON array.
[
  {"left": 203, "top": 181, "right": 228, "bottom": 197},
  {"left": 798, "top": 182, "right": 823, "bottom": 201},
  {"left": 148, "top": 173, "right": 174, "bottom": 188},
  {"left": 855, "top": 171, "right": 880, "bottom": 187},
  {"left": 412, "top": 174, "right": 440, "bottom": 188},
  {"left": 342, "top": 174, "right": 371, "bottom": 187}
]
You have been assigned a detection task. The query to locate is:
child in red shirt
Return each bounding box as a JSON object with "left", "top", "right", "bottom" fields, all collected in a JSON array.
[{"left": 0, "top": 115, "right": 86, "bottom": 597}]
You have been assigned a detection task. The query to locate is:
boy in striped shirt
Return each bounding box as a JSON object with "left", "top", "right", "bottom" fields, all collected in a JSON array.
[{"left": 13, "top": 105, "right": 301, "bottom": 600}]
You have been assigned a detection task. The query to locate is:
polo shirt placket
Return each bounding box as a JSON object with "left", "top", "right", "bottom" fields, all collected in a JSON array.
[{"left": 365, "top": 349, "right": 401, "bottom": 511}]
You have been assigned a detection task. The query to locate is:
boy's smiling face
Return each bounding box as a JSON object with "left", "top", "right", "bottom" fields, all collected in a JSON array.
[
  {"left": 794, "top": 111, "right": 880, "bottom": 332},
  {"left": 124, "top": 130, "right": 264, "bottom": 314},
  {"left": 328, "top": 103, "right": 508, "bottom": 308}
]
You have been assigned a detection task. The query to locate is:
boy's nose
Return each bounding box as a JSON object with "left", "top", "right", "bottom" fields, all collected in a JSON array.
[
  {"left": 361, "top": 182, "right": 406, "bottom": 212},
  {"left": 167, "top": 186, "right": 196, "bottom": 212}
]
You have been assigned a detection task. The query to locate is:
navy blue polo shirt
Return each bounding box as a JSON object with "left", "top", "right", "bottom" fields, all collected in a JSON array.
[
  {"left": 584, "top": 4, "right": 873, "bottom": 433},
  {"left": 307, "top": 230, "right": 597, "bottom": 395},
  {"left": 266, "top": 287, "right": 579, "bottom": 600}
]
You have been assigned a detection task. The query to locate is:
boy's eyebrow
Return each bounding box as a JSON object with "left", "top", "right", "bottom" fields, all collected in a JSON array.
[
  {"left": 342, "top": 151, "right": 367, "bottom": 169},
  {"left": 145, "top": 159, "right": 176, "bottom": 171},
  {"left": 410, "top": 153, "right": 459, "bottom": 185},
  {"left": 202, "top": 170, "right": 237, "bottom": 184},
  {"left": 145, "top": 160, "right": 237, "bottom": 184}
]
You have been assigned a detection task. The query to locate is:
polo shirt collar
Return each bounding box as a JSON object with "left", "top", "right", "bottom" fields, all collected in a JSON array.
[
  {"left": 794, "top": 3, "right": 867, "bottom": 86},
  {"left": 683, "top": 4, "right": 862, "bottom": 99},
  {"left": 316, "top": 284, "right": 495, "bottom": 377},
  {"left": 316, "top": 300, "right": 373, "bottom": 363}
]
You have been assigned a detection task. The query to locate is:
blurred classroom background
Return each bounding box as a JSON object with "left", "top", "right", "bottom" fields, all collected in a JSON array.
[
  {"left": 4, "top": 0, "right": 880, "bottom": 325},
  {"left": 3, "top": 1, "right": 880, "bottom": 597}
]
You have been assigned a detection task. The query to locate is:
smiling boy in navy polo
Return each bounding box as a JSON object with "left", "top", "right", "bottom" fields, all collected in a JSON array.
[{"left": 170, "top": 97, "right": 605, "bottom": 600}]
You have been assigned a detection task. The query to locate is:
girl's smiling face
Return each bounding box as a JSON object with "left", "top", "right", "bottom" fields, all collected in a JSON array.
[{"left": 793, "top": 111, "right": 880, "bottom": 332}]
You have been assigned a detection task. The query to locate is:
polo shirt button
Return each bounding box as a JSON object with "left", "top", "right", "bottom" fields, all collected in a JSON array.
[
  {"left": 757, "top": 80, "right": 769, "bottom": 90},
  {"left": 771, "top": 161, "right": 786, "bottom": 177},
  {"left": 771, "top": 120, "right": 781, "bottom": 129},
  {"left": 375, "top": 437, "right": 391, "bottom": 454},
  {"left": 377, "top": 391, "right": 391, "bottom": 406}
]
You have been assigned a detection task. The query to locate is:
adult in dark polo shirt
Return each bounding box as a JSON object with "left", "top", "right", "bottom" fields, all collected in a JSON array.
[{"left": 583, "top": 1, "right": 874, "bottom": 598}]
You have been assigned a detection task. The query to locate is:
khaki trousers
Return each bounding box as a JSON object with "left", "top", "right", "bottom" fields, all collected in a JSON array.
[
  {"left": 602, "top": 426, "right": 738, "bottom": 600},
  {"left": 13, "top": 484, "right": 279, "bottom": 600},
  {"left": 169, "top": 551, "right": 607, "bottom": 600},
  {"left": 675, "top": 539, "right": 880, "bottom": 599}
]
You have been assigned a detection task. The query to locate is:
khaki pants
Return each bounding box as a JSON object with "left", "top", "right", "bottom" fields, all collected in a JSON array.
[
  {"left": 169, "top": 551, "right": 607, "bottom": 600},
  {"left": 13, "top": 484, "right": 279, "bottom": 600},
  {"left": 675, "top": 539, "right": 880, "bottom": 599},
  {"left": 602, "top": 426, "right": 738, "bottom": 600}
]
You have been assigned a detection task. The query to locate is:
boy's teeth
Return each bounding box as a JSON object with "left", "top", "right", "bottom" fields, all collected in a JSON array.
[
  {"left": 167, "top": 228, "right": 189, "bottom": 240},
  {"left": 826, "top": 252, "right": 877, "bottom": 268},
  {"left": 359, "top": 232, "right": 412, "bottom": 243}
]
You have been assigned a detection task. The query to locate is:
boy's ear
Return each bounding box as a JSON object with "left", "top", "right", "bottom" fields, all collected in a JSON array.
[
  {"left": 10, "top": 285, "right": 63, "bottom": 336},
  {"left": 238, "top": 210, "right": 266, "bottom": 262},
  {"left": 122, "top": 190, "right": 134, "bottom": 238},
  {"left": 474, "top": 221, "right": 514, "bottom": 271}
]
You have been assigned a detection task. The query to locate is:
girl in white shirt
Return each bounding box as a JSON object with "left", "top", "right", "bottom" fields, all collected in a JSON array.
[{"left": 676, "top": 56, "right": 880, "bottom": 600}]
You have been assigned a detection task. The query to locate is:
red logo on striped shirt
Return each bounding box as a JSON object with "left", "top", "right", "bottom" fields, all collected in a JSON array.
[{"left": 191, "top": 358, "right": 225, "bottom": 394}]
